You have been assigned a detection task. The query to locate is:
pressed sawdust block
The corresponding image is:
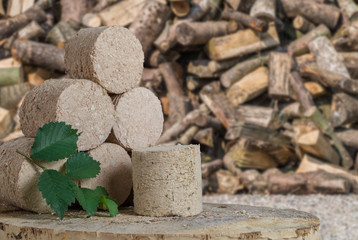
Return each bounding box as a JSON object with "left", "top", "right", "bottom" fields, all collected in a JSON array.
[
  {"left": 19, "top": 79, "right": 115, "bottom": 151},
  {"left": 80, "top": 143, "right": 132, "bottom": 206},
  {"left": 109, "top": 87, "right": 163, "bottom": 150},
  {"left": 0, "top": 138, "right": 66, "bottom": 213},
  {"left": 132, "top": 144, "right": 202, "bottom": 217},
  {"left": 65, "top": 26, "right": 144, "bottom": 94}
]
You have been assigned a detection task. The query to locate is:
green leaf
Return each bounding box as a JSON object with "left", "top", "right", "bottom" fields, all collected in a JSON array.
[
  {"left": 31, "top": 122, "right": 79, "bottom": 162},
  {"left": 99, "top": 196, "right": 118, "bottom": 217},
  {"left": 75, "top": 187, "right": 100, "bottom": 217},
  {"left": 65, "top": 152, "right": 100, "bottom": 179},
  {"left": 94, "top": 186, "right": 108, "bottom": 197},
  {"left": 37, "top": 169, "right": 77, "bottom": 220}
]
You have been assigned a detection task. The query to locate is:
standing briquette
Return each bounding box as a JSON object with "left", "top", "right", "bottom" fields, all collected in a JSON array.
[
  {"left": 65, "top": 26, "right": 144, "bottom": 94},
  {"left": 80, "top": 143, "right": 132, "bottom": 206},
  {"left": 19, "top": 79, "right": 115, "bottom": 151},
  {"left": 132, "top": 145, "right": 202, "bottom": 217},
  {"left": 109, "top": 87, "right": 164, "bottom": 150},
  {"left": 0, "top": 138, "right": 66, "bottom": 213}
]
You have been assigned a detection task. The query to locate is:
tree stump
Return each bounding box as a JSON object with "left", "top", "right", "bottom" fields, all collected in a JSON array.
[{"left": 0, "top": 204, "right": 321, "bottom": 239}]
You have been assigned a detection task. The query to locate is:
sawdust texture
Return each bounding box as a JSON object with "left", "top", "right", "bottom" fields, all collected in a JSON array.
[
  {"left": 19, "top": 79, "right": 115, "bottom": 151},
  {"left": 65, "top": 26, "right": 144, "bottom": 94}
]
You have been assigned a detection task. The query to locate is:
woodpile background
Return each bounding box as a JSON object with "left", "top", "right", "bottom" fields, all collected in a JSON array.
[{"left": 1, "top": 0, "right": 358, "bottom": 195}]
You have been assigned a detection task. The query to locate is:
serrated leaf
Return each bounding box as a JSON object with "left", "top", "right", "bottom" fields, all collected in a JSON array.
[
  {"left": 99, "top": 195, "right": 118, "bottom": 217},
  {"left": 31, "top": 122, "right": 79, "bottom": 162},
  {"left": 38, "top": 169, "right": 77, "bottom": 220},
  {"left": 94, "top": 186, "right": 108, "bottom": 197},
  {"left": 65, "top": 152, "right": 100, "bottom": 179},
  {"left": 75, "top": 187, "right": 100, "bottom": 217}
]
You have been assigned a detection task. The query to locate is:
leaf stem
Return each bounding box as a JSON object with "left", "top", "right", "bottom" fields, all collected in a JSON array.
[{"left": 16, "top": 150, "right": 46, "bottom": 170}]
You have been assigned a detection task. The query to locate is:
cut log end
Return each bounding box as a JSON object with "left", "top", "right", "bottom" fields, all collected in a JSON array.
[
  {"left": 19, "top": 79, "right": 115, "bottom": 151},
  {"left": 110, "top": 87, "right": 164, "bottom": 151},
  {"left": 80, "top": 143, "right": 132, "bottom": 206},
  {"left": 65, "top": 26, "right": 144, "bottom": 94}
]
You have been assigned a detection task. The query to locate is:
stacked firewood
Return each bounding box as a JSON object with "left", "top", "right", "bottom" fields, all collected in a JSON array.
[{"left": 1, "top": 0, "right": 358, "bottom": 195}]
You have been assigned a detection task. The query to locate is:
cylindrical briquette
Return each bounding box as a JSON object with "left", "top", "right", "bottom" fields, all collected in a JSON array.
[
  {"left": 80, "top": 143, "right": 132, "bottom": 206},
  {"left": 0, "top": 138, "right": 66, "bottom": 213},
  {"left": 19, "top": 79, "right": 115, "bottom": 151},
  {"left": 132, "top": 145, "right": 202, "bottom": 217},
  {"left": 109, "top": 87, "right": 164, "bottom": 150},
  {"left": 65, "top": 26, "right": 144, "bottom": 94}
]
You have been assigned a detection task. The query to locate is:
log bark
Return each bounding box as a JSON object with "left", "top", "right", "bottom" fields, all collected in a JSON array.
[
  {"left": 297, "top": 130, "right": 340, "bottom": 165},
  {"left": 305, "top": 170, "right": 351, "bottom": 194},
  {"left": 289, "top": 71, "right": 315, "bottom": 111},
  {"left": 129, "top": 0, "right": 170, "bottom": 59},
  {"left": 194, "top": 127, "right": 214, "bottom": 147},
  {"left": 304, "top": 107, "right": 354, "bottom": 169},
  {"left": 60, "top": 0, "right": 95, "bottom": 22},
  {"left": 153, "top": 20, "right": 178, "bottom": 53},
  {"left": 292, "top": 15, "right": 315, "bottom": 33},
  {"left": 336, "top": 129, "right": 358, "bottom": 149},
  {"left": 308, "top": 36, "right": 350, "bottom": 78},
  {"left": 46, "top": 21, "right": 76, "bottom": 48},
  {"left": 140, "top": 68, "right": 162, "bottom": 89},
  {"left": 330, "top": 92, "right": 358, "bottom": 127},
  {"left": 109, "top": 87, "right": 163, "bottom": 150},
  {"left": 224, "top": 140, "right": 278, "bottom": 170},
  {"left": 221, "top": 9, "right": 268, "bottom": 32},
  {"left": 0, "top": 82, "right": 31, "bottom": 109},
  {"left": 297, "top": 154, "right": 358, "bottom": 192},
  {"left": 216, "top": 170, "right": 243, "bottom": 194},
  {"left": 12, "top": 39, "right": 65, "bottom": 72},
  {"left": 332, "top": 20, "right": 358, "bottom": 51},
  {"left": 206, "top": 23, "right": 279, "bottom": 60},
  {"left": 98, "top": 0, "right": 145, "bottom": 27},
  {"left": 337, "top": 0, "right": 358, "bottom": 20},
  {"left": 268, "top": 172, "right": 306, "bottom": 194},
  {"left": 208, "top": 57, "right": 243, "bottom": 74},
  {"left": 132, "top": 145, "right": 202, "bottom": 217},
  {"left": 202, "top": 159, "right": 223, "bottom": 177},
  {"left": 19, "top": 79, "right": 115, "bottom": 151},
  {"left": 0, "top": 57, "right": 23, "bottom": 87},
  {"left": 159, "top": 62, "right": 193, "bottom": 124},
  {"left": 227, "top": 66, "right": 269, "bottom": 106},
  {"left": 237, "top": 0, "right": 256, "bottom": 13},
  {"left": 268, "top": 52, "right": 291, "bottom": 99},
  {"left": 301, "top": 63, "right": 358, "bottom": 95},
  {"left": 0, "top": 5, "right": 46, "bottom": 41},
  {"left": 250, "top": 0, "right": 276, "bottom": 22},
  {"left": 287, "top": 24, "right": 330, "bottom": 56},
  {"left": 200, "top": 81, "right": 242, "bottom": 130},
  {"left": 220, "top": 55, "right": 268, "bottom": 88},
  {"left": 280, "top": 0, "right": 341, "bottom": 29},
  {"left": 6, "top": 0, "right": 35, "bottom": 17},
  {"left": 178, "top": 125, "right": 199, "bottom": 145},
  {"left": 0, "top": 107, "right": 12, "bottom": 138},
  {"left": 80, "top": 143, "right": 132, "bottom": 206},
  {"left": 65, "top": 26, "right": 144, "bottom": 94},
  {"left": 338, "top": 51, "right": 358, "bottom": 78},
  {"left": 176, "top": 21, "right": 238, "bottom": 46},
  {"left": 236, "top": 105, "right": 278, "bottom": 128},
  {"left": 186, "top": 76, "right": 211, "bottom": 91},
  {"left": 187, "top": 59, "right": 219, "bottom": 78},
  {"left": 0, "top": 138, "right": 66, "bottom": 213}
]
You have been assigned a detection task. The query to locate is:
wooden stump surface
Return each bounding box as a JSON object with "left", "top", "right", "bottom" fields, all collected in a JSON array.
[{"left": 0, "top": 203, "right": 321, "bottom": 239}]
